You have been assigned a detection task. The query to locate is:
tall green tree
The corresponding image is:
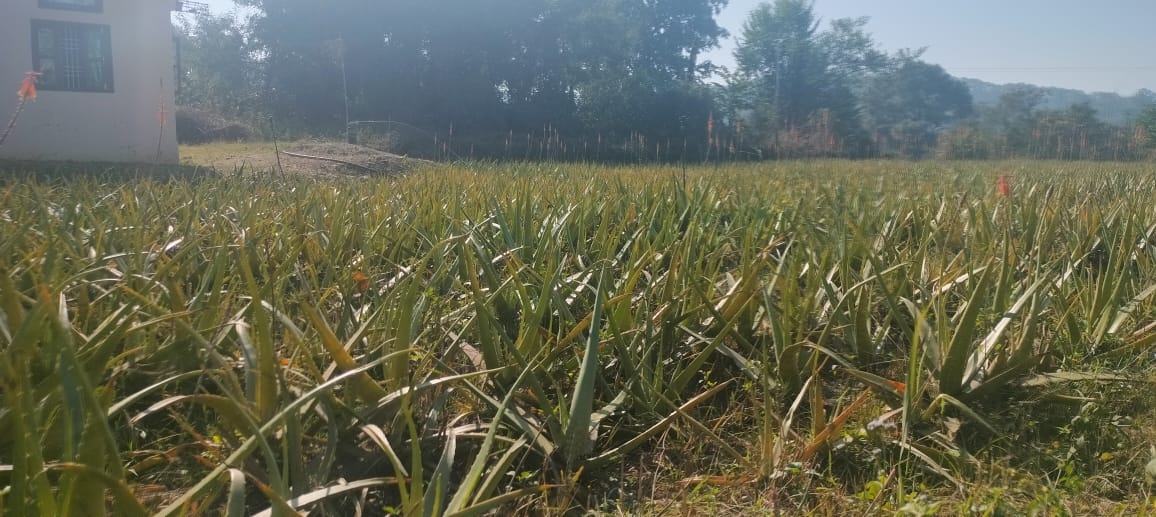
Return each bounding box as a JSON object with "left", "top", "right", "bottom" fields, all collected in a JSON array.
[
  {"left": 978, "top": 85, "right": 1044, "bottom": 155},
  {"left": 235, "top": 0, "right": 728, "bottom": 151},
  {"left": 861, "top": 60, "right": 974, "bottom": 158},
  {"left": 735, "top": 0, "right": 826, "bottom": 130},
  {"left": 819, "top": 17, "right": 891, "bottom": 83},
  {"left": 1136, "top": 103, "right": 1156, "bottom": 149},
  {"left": 236, "top": 0, "right": 546, "bottom": 131},
  {"left": 570, "top": 0, "right": 727, "bottom": 143},
  {"left": 1032, "top": 102, "right": 1109, "bottom": 160},
  {"left": 174, "top": 13, "right": 261, "bottom": 117},
  {"left": 731, "top": 0, "right": 887, "bottom": 156}
]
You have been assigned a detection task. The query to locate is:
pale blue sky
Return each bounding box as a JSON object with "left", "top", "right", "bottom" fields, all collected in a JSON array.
[{"left": 197, "top": 0, "right": 1156, "bottom": 94}]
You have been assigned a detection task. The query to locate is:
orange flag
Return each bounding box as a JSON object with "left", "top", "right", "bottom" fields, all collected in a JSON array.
[
  {"left": 997, "top": 175, "right": 1011, "bottom": 197},
  {"left": 353, "top": 271, "right": 369, "bottom": 293},
  {"left": 17, "top": 72, "right": 41, "bottom": 101}
]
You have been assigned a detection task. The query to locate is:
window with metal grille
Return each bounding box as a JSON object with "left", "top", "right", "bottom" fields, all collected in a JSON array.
[
  {"left": 39, "top": 0, "right": 103, "bottom": 13},
  {"left": 31, "top": 20, "right": 114, "bottom": 93}
]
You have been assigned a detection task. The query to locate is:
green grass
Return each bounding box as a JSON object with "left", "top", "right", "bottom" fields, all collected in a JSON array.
[{"left": 1, "top": 160, "right": 1155, "bottom": 516}]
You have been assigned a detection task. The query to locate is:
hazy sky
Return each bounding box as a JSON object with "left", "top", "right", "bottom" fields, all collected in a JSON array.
[{"left": 196, "top": 0, "right": 1156, "bottom": 95}]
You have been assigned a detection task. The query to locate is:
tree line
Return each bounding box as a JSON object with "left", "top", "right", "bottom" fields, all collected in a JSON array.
[{"left": 175, "top": 0, "right": 1156, "bottom": 161}]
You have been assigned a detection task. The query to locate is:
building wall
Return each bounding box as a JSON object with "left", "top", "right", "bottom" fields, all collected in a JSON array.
[{"left": 0, "top": 0, "right": 179, "bottom": 163}]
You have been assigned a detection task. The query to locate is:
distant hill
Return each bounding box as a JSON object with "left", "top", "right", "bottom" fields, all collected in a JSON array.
[{"left": 960, "top": 78, "right": 1156, "bottom": 126}]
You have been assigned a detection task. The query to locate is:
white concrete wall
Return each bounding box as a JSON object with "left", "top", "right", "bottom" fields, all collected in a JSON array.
[{"left": 0, "top": 0, "right": 179, "bottom": 163}]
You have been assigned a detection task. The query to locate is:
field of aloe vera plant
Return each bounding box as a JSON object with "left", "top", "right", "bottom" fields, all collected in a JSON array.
[{"left": 2, "top": 160, "right": 1155, "bottom": 515}]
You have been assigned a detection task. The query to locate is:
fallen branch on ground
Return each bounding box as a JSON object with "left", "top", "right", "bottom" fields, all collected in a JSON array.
[{"left": 279, "top": 150, "right": 385, "bottom": 175}]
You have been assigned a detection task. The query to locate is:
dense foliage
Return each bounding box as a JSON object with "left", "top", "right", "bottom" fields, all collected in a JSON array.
[
  {"left": 175, "top": 1, "right": 1156, "bottom": 161},
  {"left": 965, "top": 79, "right": 1156, "bottom": 126},
  {"left": 2, "top": 161, "right": 1155, "bottom": 514}
]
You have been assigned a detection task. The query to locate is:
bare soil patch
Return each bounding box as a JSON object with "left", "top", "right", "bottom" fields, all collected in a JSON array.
[{"left": 179, "top": 140, "right": 431, "bottom": 177}]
